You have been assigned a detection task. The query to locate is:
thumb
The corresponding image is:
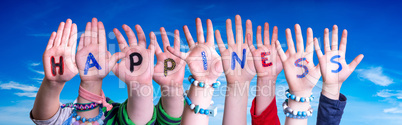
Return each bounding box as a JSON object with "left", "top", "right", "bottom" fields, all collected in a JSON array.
[{"left": 109, "top": 52, "right": 126, "bottom": 71}]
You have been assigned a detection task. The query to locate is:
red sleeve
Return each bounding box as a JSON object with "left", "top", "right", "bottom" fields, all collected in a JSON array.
[{"left": 250, "top": 97, "right": 280, "bottom": 125}]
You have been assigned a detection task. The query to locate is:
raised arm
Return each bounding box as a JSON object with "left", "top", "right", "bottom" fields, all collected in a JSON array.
[
  {"left": 167, "top": 18, "right": 223, "bottom": 125},
  {"left": 152, "top": 27, "right": 186, "bottom": 117},
  {"left": 112, "top": 24, "right": 155, "bottom": 124},
  {"left": 32, "top": 19, "right": 78, "bottom": 120},
  {"left": 314, "top": 25, "right": 363, "bottom": 125},
  {"left": 247, "top": 22, "right": 282, "bottom": 125},
  {"left": 75, "top": 18, "right": 124, "bottom": 124},
  {"left": 215, "top": 15, "right": 256, "bottom": 125},
  {"left": 275, "top": 24, "right": 321, "bottom": 125}
]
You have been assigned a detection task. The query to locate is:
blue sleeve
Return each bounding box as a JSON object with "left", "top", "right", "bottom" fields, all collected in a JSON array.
[{"left": 316, "top": 93, "right": 347, "bottom": 125}]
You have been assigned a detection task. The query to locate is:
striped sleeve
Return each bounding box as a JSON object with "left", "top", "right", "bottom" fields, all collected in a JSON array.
[
  {"left": 103, "top": 98, "right": 157, "bottom": 125},
  {"left": 155, "top": 99, "right": 182, "bottom": 125}
]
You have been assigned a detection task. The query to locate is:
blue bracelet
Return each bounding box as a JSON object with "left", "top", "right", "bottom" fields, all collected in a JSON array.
[
  {"left": 183, "top": 93, "right": 217, "bottom": 117},
  {"left": 62, "top": 107, "right": 104, "bottom": 125},
  {"left": 282, "top": 99, "right": 313, "bottom": 119},
  {"left": 188, "top": 75, "right": 221, "bottom": 88},
  {"left": 285, "top": 89, "right": 314, "bottom": 102}
]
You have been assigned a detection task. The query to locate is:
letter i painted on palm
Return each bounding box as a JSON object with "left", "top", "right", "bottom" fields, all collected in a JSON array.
[{"left": 202, "top": 51, "right": 207, "bottom": 70}]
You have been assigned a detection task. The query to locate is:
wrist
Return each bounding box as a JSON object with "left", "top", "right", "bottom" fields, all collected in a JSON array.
[
  {"left": 43, "top": 78, "right": 65, "bottom": 88},
  {"left": 321, "top": 83, "right": 341, "bottom": 100}
]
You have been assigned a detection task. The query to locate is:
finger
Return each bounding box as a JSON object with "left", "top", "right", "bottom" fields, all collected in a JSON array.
[
  {"left": 294, "top": 24, "right": 304, "bottom": 53},
  {"left": 256, "top": 25, "right": 263, "bottom": 47},
  {"left": 246, "top": 19, "right": 253, "bottom": 45},
  {"left": 148, "top": 32, "right": 156, "bottom": 54},
  {"left": 195, "top": 18, "right": 205, "bottom": 43},
  {"left": 84, "top": 22, "right": 91, "bottom": 46},
  {"left": 122, "top": 24, "right": 137, "bottom": 46},
  {"left": 271, "top": 26, "right": 278, "bottom": 47},
  {"left": 275, "top": 40, "right": 287, "bottom": 61},
  {"left": 215, "top": 30, "right": 226, "bottom": 54},
  {"left": 167, "top": 46, "right": 188, "bottom": 60},
  {"left": 235, "top": 15, "right": 243, "bottom": 44},
  {"left": 135, "top": 25, "right": 147, "bottom": 48},
  {"left": 331, "top": 25, "right": 339, "bottom": 50},
  {"left": 174, "top": 29, "right": 181, "bottom": 52},
  {"left": 349, "top": 54, "right": 364, "bottom": 71},
  {"left": 226, "top": 19, "right": 235, "bottom": 46},
  {"left": 113, "top": 28, "right": 129, "bottom": 51},
  {"left": 183, "top": 25, "right": 195, "bottom": 49},
  {"left": 78, "top": 34, "right": 84, "bottom": 51},
  {"left": 46, "top": 32, "right": 57, "bottom": 50},
  {"left": 71, "top": 35, "right": 78, "bottom": 63},
  {"left": 68, "top": 23, "right": 77, "bottom": 47},
  {"left": 263, "top": 22, "right": 270, "bottom": 45},
  {"left": 206, "top": 19, "right": 214, "bottom": 47},
  {"left": 151, "top": 31, "right": 162, "bottom": 55},
  {"left": 246, "top": 33, "right": 255, "bottom": 52},
  {"left": 91, "top": 18, "right": 98, "bottom": 44},
  {"left": 285, "top": 28, "right": 296, "bottom": 54},
  {"left": 323, "top": 28, "right": 331, "bottom": 53},
  {"left": 160, "top": 27, "right": 170, "bottom": 52},
  {"left": 314, "top": 37, "right": 323, "bottom": 58},
  {"left": 339, "top": 29, "right": 348, "bottom": 53},
  {"left": 306, "top": 27, "right": 314, "bottom": 53},
  {"left": 61, "top": 19, "right": 72, "bottom": 47},
  {"left": 98, "top": 21, "right": 107, "bottom": 51},
  {"left": 108, "top": 52, "right": 126, "bottom": 71},
  {"left": 54, "top": 22, "right": 65, "bottom": 47}
]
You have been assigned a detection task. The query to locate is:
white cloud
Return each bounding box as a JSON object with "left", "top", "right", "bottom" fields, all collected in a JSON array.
[
  {"left": 0, "top": 81, "right": 39, "bottom": 92},
  {"left": 356, "top": 66, "right": 394, "bottom": 86},
  {"left": 30, "top": 62, "right": 41, "bottom": 66},
  {"left": 377, "top": 89, "right": 402, "bottom": 99},
  {"left": 0, "top": 100, "right": 35, "bottom": 124},
  {"left": 384, "top": 107, "right": 402, "bottom": 114},
  {"left": 15, "top": 92, "right": 37, "bottom": 97}
]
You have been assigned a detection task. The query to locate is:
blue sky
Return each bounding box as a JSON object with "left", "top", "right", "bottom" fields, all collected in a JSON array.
[{"left": 0, "top": 0, "right": 401, "bottom": 124}]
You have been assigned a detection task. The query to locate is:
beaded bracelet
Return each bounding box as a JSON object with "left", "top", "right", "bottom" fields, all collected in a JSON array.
[
  {"left": 282, "top": 99, "right": 313, "bottom": 119},
  {"left": 285, "top": 89, "right": 314, "bottom": 103},
  {"left": 183, "top": 93, "right": 217, "bottom": 117},
  {"left": 61, "top": 102, "right": 100, "bottom": 112},
  {"left": 188, "top": 75, "right": 221, "bottom": 88},
  {"left": 62, "top": 107, "right": 104, "bottom": 125}
]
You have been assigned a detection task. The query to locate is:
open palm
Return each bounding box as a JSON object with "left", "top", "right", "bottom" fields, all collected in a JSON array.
[
  {"left": 112, "top": 24, "right": 155, "bottom": 84},
  {"left": 276, "top": 24, "right": 321, "bottom": 94},
  {"left": 153, "top": 28, "right": 186, "bottom": 86},
  {"left": 314, "top": 25, "right": 364, "bottom": 91},
  {"left": 167, "top": 18, "right": 223, "bottom": 83},
  {"left": 215, "top": 15, "right": 256, "bottom": 84},
  {"left": 76, "top": 18, "right": 123, "bottom": 82},
  {"left": 43, "top": 19, "right": 78, "bottom": 82},
  {"left": 247, "top": 22, "right": 282, "bottom": 78}
]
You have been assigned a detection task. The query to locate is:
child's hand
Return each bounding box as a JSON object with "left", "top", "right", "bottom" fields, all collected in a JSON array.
[
  {"left": 314, "top": 25, "right": 364, "bottom": 100},
  {"left": 43, "top": 19, "right": 78, "bottom": 83},
  {"left": 76, "top": 18, "right": 124, "bottom": 83},
  {"left": 152, "top": 28, "right": 186, "bottom": 86},
  {"left": 215, "top": 15, "right": 256, "bottom": 84},
  {"left": 167, "top": 18, "right": 223, "bottom": 83},
  {"left": 247, "top": 23, "right": 282, "bottom": 79},
  {"left": 275, "top": 24, "right": 321, "bottom": 96},
  {"left": 112, "top": 24, "right": 155, "bottom": 84}
]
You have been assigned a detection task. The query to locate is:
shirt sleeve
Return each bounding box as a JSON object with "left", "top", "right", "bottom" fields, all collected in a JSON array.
[
  {"left": 155, "top": 99, "right": 182, "bottom": 125},
  {"left": 316, "top": 93, "right": 347, "bottom": 125},
  {"left": 30, "top": 102, "right": 74, "bottom": 125},
  {"left": 250, "top": 97, "right": 280, "bottom": 125}
]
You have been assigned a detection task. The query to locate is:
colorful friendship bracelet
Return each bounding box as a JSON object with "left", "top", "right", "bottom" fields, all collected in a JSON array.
[
  {"left": 282, "top": 99, "right": 313, "bottom": 119},
  {"left": 62, "top": 107, "right": 104, "bottom": 125},
  {"left": 183, "top": 93, "right": 218, "bottom": 117},
  {"left": 285, "top": 89, "right": 314, "bottom": 103},
  {"left": 188, "top": 75, "right": 221, "bottom": 88},
  {"left": 61, "top": 102, "right": 100, "bottom": 112}
]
